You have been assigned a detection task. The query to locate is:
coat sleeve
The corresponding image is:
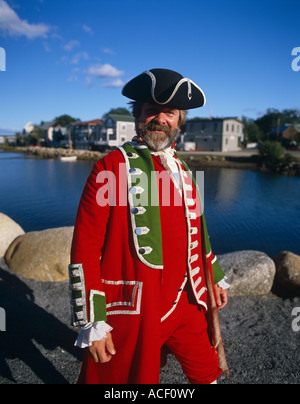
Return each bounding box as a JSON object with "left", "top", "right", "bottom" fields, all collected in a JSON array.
[{"left": 69, "top": 158, "right": 112, "bottom": 327}]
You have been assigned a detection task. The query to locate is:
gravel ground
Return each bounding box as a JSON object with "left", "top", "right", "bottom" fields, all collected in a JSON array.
[{"left": 0, "top": 258, "right": 299, "bottom": 385}]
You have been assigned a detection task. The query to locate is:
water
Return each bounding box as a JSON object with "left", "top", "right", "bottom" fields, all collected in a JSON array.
[
  {"left": 196, "top": 167, "right": 300, "bottom": 256},
  {"left": 1, "top": 150, "right": 300, "bottom": 258},
  {"left": 0, "top": 151, "right": 94, "bottom": 232}
]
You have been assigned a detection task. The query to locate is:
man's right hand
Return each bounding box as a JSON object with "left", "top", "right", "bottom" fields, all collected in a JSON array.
[{"left": 88, "top": 332, "right": 116, "bottom": 363}]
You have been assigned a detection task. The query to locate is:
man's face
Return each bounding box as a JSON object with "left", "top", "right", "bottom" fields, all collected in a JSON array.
[{"left": 135, "top": 103, "right": 180, "bottom": 151}]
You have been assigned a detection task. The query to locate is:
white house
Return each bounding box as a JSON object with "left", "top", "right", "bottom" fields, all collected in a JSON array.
[
  {"left": 93, "top": 115, "right": 136, "bottom": 151},
  {"left": 40, "top": 120, "right": 56, "bottom": 144},
  {"left": 185, "top": 118, "right": 244, "bottom": 152},
  {"left": 23, "top": 122, "right": 35, "bottom": 135}
]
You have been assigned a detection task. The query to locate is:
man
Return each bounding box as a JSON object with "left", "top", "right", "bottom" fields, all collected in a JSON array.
[{"left": 69, "top": 68, "right": 229, "bottom": 384}]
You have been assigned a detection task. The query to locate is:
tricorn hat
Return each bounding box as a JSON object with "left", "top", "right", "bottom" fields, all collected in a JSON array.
[{"left": 122, "top": 68, "right": 206, "bottom": 110}]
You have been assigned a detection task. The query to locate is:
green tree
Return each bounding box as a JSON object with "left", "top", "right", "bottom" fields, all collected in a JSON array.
[
  {"left": 102, "top": 108, "right": 131, "bottom": 118},
  {"left": 258, "top": 140, "right": 293, "bottom": 172},
  {"left": 241, "top": 117, "right": 260, "bottom": 143},
  {"left": 24, "top": 125, "right": 44, "bottom": 146},
  {"left": 255, "top": 109, "right": 282, "bottom": 140},
  {"left": 255, "top": 108, "right": 300, "bottom": 140},
  {"left": 54, "top": 115, "right": 79, "bottom": 127}
]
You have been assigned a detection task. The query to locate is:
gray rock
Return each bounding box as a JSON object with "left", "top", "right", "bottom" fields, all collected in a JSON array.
[
  {"left": 218, "top": 250, "right": 276, "bottom": 296},
  {"left": 0, "top": 213, "right": 25, "bottom": 258},
  {"left": 5, "top": 227, "right": 74, "bottom": 282},
  {"left": 272, "top": 251, "right": 300, "bottom": 297}
]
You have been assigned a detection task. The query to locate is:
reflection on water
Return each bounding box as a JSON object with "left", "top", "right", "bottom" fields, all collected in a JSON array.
[
  {"left": 1, "top": 151, "right": 300, "bottom": 257},
  {"left": 194, "top": 166, "right": 300, "bottom": 256},
  {"left": 0, "top": 152, "right": 94, "bottom": 231}
]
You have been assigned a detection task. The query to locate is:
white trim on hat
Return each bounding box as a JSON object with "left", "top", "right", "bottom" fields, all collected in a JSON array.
[{"left": 144, "top": 70, "right": 206, "bottom": 107}]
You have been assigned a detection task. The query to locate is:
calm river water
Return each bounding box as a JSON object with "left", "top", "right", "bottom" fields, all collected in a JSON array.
[{"left": 0, "top": 150, "right": 299, "bottom": 258}]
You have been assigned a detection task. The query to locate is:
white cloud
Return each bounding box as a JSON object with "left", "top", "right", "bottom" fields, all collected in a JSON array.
[
  {"left": 82, "top": 24, "right": 93, "bottom": 35},
  {"left": 64, "top": 40, "right": 80, "bottom": 52},
  {"left": 70, "top": 51, "right": 89, "bottom": 65},
  {"left": 102, "top": 48, "right": 115, "bottom": 55},
  {"left": 84, "top": 64, "right": 124, "bottom": 88},
  {"left": 85, "top": 63, "right": 124, "bottom": 78},
  {"left": 0, "top": 0, "right": 51, "bottom": 39},
  {"left": 102, "top": 79, "right": 124, "bottom": 88}
]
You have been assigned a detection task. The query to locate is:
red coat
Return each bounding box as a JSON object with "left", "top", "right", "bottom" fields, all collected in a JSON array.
[{"left": 70, "top": 144, "right": 229, "bottom": 384}]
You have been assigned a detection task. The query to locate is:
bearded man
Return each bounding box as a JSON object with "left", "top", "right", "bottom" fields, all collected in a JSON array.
[{"left": 69, "top": 68, "right": 230, "bottom": 384}]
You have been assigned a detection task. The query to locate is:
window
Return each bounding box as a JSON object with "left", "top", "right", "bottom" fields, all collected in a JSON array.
[{"left": 106, "top": 119, "right": 114, "bottom": 129}]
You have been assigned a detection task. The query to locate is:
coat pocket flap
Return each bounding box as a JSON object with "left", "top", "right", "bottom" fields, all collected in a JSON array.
[{"left": 101, "top": 280, "right": 143, "bottom": 315}]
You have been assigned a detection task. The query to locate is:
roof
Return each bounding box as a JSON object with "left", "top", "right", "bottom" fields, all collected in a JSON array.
[
  {"left": 269, "top": 124, "right": 299, "bottom": 135},
  {"left": 76, "top": 119, "right": 102, "bottom": 126},
  {"left": 40, "top": 120, "right": 56, "bottom": 130}
]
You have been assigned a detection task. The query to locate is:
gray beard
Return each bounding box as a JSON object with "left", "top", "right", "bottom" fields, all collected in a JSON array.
[{"left": 135, "top": 121, "right": 179, "bottom": 152}]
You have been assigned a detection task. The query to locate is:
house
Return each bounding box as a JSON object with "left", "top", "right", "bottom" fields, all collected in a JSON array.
[
  {"left": 23, "top": 122, "right": 35, "bottom": 135},
  {"left": 68, "top": 119, "right": 102, "bottom": 149},
  {"left": 93, "top": 115, "right": 136, "bottom": 151},
  {"left": 184, "top": 118, "right": 244, "bottom": 152},
  {"left": 0, "top": 135, "right": 16, "bottom": 145},
  {"left": 269, "top": 124, "right": 300, "bottom": 147},
  {"left": 40, "top": 120, "right": 56, "bottom": 146}
]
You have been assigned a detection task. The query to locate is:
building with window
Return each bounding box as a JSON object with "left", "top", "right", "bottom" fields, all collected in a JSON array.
[
  {"left": 93, "top": 115, "right": 136, "bottom": 151},
  {"left": 68, "top": 119, "right": 102, "bottom": 149},
  {"left": 185, "top": 118, "right": 244, "bottom": 152}
]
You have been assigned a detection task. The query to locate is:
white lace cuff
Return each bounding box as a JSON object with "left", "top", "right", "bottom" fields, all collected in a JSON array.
[
  {"left": 74, "top": 321, "right": 113, "bottom": 348},
  {"left": 217, "top": 276, "right": 230, "bottom": 290}
]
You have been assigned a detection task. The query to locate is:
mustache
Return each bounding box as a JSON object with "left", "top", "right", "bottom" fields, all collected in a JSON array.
[{"left": 144, "top": 121, "right": 171, "bottom": 134}]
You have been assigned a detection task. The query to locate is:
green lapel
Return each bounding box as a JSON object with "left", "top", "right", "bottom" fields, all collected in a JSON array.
[{"left": 119, "top": 142, "right": 163, "bottom": 269}]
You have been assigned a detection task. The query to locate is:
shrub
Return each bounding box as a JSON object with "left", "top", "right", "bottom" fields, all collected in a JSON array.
[{"left": 258, "top": 141, "right": 292, "bottom": 172}]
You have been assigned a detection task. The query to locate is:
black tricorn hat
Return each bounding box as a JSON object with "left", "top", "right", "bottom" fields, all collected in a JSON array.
[{"left": 122, "top": 68, "right": 206, "bottom": 110}]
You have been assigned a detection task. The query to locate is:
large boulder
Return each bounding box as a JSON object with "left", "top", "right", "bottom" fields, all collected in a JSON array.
[
  {"left": 5, "top": 227, "right": 74, "bottom": 282},
  {"left": 218, "top": 250, "right": 276, "bottom": 296},
  {"left": 272, "top": 251, "right": 300, "bottom": 297},
  {"left": 0, "top": 213, "right": 25, "bottom": 258}
]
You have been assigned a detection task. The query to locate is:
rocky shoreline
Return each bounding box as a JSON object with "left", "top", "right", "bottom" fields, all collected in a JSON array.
[
  {"left": 3, "top": 145, "right": 299, "bottom": 176},
  {"left": 0, "top": 145, "right": 262, "bottom": 169},
  {"left": 10, "top": 145, "right": 258, "bottom": 168},
  {"left": 0, "top": 212, "right": 300, "bottom": 384}
]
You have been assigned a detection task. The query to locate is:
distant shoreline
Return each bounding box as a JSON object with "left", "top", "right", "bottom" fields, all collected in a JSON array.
[
  {"left": 2, "top": 145, "right": 300, "bottom": 175},
  {"left": 1, "top": 145, "right": 259, "bottom": 168}
]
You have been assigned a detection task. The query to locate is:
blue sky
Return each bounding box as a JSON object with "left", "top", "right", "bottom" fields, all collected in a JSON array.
[{"left": 0, "top": 0, "right": 299, "bottom": 134}]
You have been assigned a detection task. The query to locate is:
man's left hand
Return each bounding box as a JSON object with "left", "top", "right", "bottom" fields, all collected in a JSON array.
[{"left": 214, "top": 284, "right": 228, "bottom": 309}]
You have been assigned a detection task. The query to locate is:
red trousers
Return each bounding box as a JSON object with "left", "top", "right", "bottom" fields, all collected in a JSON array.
[
  {"left": 161, "top": 285, "right": 222, "bottom": 384},
  {"left": 77, "top": 284, "right": 222, "bottom": 384}
]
